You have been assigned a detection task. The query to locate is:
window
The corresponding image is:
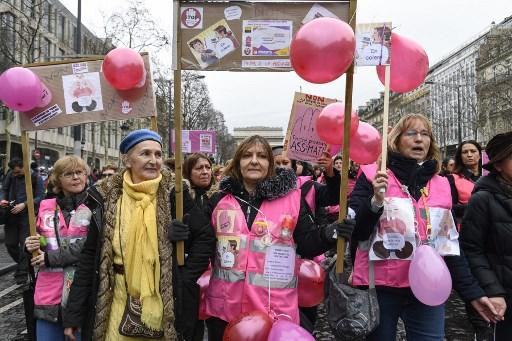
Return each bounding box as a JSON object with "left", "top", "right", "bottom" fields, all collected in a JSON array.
[
  {"left": 59, "top": 15, "right": 65, "bottom": 41},
  {"left": 58, "top": 127, "right": 63, "bottom": 134},
  {"left": 0, "top": 12, "right": 16, "bottom": 51},
  {"left": 46, "top": 4, "right": 53, "bottom": 33},
  {"left": 43, "top": 38, "right": 51, "bottom": 61},
  {"left": 72, "top": 25, "right": 77, "bottom": 50}
]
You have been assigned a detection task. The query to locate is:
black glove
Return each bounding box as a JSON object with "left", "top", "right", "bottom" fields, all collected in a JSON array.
[
  {"left": 168, "top": 215, "right": 191, "bottom": 241},
  {"left": 324, "top": 219, "right": 356, "bottom": 242}
]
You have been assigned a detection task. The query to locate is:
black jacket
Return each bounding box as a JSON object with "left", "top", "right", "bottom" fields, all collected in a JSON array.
[
  {"left": 349, "top": 152, "right": 485, "bottom": 301},
  {"left": 206, "top": 168, "right": 336, "bottom": 259},
  {"left": 460, "top": 174, "right": 511, "bottom": 301}
]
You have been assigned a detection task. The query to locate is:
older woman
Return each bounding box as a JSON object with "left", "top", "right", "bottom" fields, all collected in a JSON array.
[
  {"left": 25, "top": 156, "right": 89, "bottom": 341},
  {"left": 201, "top": 135, "right": 354, "bottom": 340},
  {"left": 63, "top": 129, "right": 211, "bottom": 341},
  {"left": 349, "top": 114, "right": 498, "bottom": 341},
  {"left": 461, "top": 132, "right": 512, "bottom": 340}
]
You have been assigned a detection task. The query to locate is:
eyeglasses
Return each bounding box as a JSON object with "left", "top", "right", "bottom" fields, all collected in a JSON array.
[
  {"left": 61, "top": 170, "right": 86, "bottom": 179},
  {"left": 403, "top": 130, "right": 431, "bottom": 139},
  {"left": 101, "top": 173, "right": 114, "bottom": 178}
]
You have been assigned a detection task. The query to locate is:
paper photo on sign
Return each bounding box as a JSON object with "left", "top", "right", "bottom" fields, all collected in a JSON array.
[
  {"left": 429, "top": 207, "right": 460, "bottom": 256},
  {"left": 187, "top": 19, "right": 239, "bottom": 69},
  {"left": 62, "top": 72, "right": 103, "bottom": 114},
  {"left": 242, "top": 20, "right": 292, "bottom": 57},
  {"left": 369, "top": 197, "right": 417, "bottom": 261},
  {"left": 283, "top": 92, "right": 336, "bottom": 162},
  {"left": 216, "top": 236, "right": 241, "bottom": 269},
  {"left": 181, "top": 7, "right": 203, "bottom": 29},
  {"left": 302, "top": 3, "right": 340, "bottom": 24},
  {"left": 200, "top": 133, "right": 213, "bottom": 152},
  {"left": 355, "top": 22, "right": 392, "bottom": 66}
]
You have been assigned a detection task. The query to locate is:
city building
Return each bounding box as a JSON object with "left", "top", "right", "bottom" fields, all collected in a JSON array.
[
  {"left": 233, "top": 126, "right": 284, "bottom": 147},
  {"left": 0, "top": 0, "right": 122, "bottom": 170},
  {"left": 358, "top": 15, "right": 512, "bottom": 156}
]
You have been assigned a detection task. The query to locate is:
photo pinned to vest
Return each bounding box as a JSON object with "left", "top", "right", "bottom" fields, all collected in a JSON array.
[
  {"left": 216, "top": 209, "right": 237, "bottom": 233},
  {"left": 217, "top": 236, "right": 240, "bottom": 269},
  {"left": 269, "top": 214, "right": 296, "bottom": 241},
  {"left": 369, "top": 197, "right": 416, "bottom": 261},
  {"left": 429, "top": 207, "right": 460, "bottom": 256}
]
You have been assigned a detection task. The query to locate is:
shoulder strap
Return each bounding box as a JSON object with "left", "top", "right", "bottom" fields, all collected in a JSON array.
[{"left": 446, "top": 174, "right": 459, "bottom": 204}]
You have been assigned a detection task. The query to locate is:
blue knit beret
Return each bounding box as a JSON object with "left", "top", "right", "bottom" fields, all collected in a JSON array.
[{"left": 119, "top": 129, "right": 162, "bottom": 154}]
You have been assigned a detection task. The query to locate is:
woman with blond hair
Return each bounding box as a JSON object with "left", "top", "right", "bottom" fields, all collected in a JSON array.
[
  {"left": 349, "top": 114, "right": 499, "bottom": 340},
  {"left": 25, "top": 156, "right": 90, "bottom": 341}
]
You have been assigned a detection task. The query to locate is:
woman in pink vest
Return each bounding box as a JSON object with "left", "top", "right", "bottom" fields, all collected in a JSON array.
[
  {"left": 25, "top": 156, "right": 90, "bottom": 341},
  {"left": 349, "top": 114, "right": 499, "bottom": 341},
  {"left": 202, "top": 135, "right": 355, "bottom": 340}
]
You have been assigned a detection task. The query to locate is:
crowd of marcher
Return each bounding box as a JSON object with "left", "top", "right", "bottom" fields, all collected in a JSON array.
[{"left": 1, "top": 115, "right": 511, "bottom": 341}]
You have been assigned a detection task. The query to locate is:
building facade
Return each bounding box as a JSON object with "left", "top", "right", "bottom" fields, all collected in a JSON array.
[
  {"left": 0, "top": 0, "right": 122, "bottom": 170},
  {"left": 233, "top": 126, "right": 284, "bottom": 147},
  {"left": 358, "top": 15, "right": 512, "bottom": 156}
]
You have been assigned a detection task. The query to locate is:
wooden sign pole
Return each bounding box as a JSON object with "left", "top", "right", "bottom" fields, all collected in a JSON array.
[
  {"left": 336, "top": 0, "right": 357, "bottom": 274},
  {"left": 174, "top": 1, "right": 185, "bottom": 266},
  {"left": 21, "top": 131, "right": 38, "bottom": 258},
  {"left": 380, "top": 65, "right": 391, "bottom": 172}
]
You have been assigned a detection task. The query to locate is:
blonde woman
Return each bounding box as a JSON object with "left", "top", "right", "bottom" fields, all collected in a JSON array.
[{"left": 25, "top": 156, "right": 90, "bottom": 341}]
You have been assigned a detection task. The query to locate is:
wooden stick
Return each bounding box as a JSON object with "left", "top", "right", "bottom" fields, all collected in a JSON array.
[
  {"left": 173, "top": 1, "right": 185, "bottom": 266},
  {"left": 380, "top": 65, "right": 391, "bottom": 173},
  {"left": 21, "top": 131, "right": 37, "bottom": 258},
  {"left": 336, "top": 0, "right": 358, "bottom": 274},
  {"left": 150, "top": 116, "right": 158, "bottom": 132}
]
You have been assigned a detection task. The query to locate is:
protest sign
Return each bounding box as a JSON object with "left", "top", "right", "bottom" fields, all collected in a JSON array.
[
  {"left": 355, "top": 22, "right": 392, "bottom": 66},
  {"left": 172, "top": 130, "right": 217, "bottom": 154},
  {"left": 283, "top": 92, "right": 337, "bottom": 162}
]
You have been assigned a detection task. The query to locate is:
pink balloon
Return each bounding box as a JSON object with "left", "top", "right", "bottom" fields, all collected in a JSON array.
[
  {"left": 408, "top": 245, "right": 452, "bottom": 306},
  {"left": 316, "top": 102, "right": 359, "bottom": 145},
  {"left": 349, "top": 122, "right": 382, "bottom": 164},
  {"left": 102, "top": 48, "right": 146, "bottom": 90},
  {"left": 291, "top": 18, "right": 355, "bottom": 84},
  {"left": 298, "top": 259, "right": 326, "bottom": 307},
  {"left": 376, "top": 33, "right": 429, "bottom": 93},
  {"left": 38, "top": 82, "right": 52, "bottom": 108},
  {"left": 0, "top": 67, "right": 43, "bottom": 112},
  {"left": 268, "top": 319, "right": 315, "bottom": 341},
  {"left": 328, "top": 144, "right": 341, "bottom": 156},
  {"left": 223, "top": 310, "right": 273, "bottom": 341}
]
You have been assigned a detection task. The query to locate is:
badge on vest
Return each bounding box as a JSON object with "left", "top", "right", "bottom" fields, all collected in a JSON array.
[
  {"left": 216, "top": 209, "right": 237, "bottom": 233},
  {"left": 217, "top": 236, "right": 240, "bottom": 269},
  {"left": 428, "top": 207, "right": 460, "bottom": 256}
]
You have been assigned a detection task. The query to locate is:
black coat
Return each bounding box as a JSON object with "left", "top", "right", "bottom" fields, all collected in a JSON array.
[
  {"left": 349, "top": 152, "right": 485, "bottom": 302},
  {"left": 460, "top": 173, "right": 511, "bottom": 302}
]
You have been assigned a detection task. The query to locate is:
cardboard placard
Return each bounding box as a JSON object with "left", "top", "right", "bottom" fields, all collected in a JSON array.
[
  {"left": 178, "top": 1, "right": 350, "bottom": 71},
  {"left": 283, "top": 92, "right": 337, "bottom": 162},
  {"left": 20, "top": 53, "right": 156, "bottom": 131}
]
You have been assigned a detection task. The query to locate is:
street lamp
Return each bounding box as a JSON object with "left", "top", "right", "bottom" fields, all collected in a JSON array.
[
  {"left": 169, "top": 74, "right": 205, "bottom": 155},
  {"left": 425, "top": 80, "right": 463, "bottom": 146}
]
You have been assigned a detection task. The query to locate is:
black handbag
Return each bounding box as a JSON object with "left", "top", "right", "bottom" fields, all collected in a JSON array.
[
  {"left": 326, "top": 254, "right": 380, "bottom": 339},
  {"left": 117, "top": 205, "right": 164, "bottom": 339}
]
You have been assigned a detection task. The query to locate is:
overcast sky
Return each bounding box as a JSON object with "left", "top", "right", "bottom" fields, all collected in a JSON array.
[{"left": 60, "top": 0, "right": 512, "bottom": 133}]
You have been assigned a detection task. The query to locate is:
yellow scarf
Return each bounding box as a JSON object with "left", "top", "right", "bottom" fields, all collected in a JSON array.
[{"left": 118, "top": 171, "right": 163, "bottom": 330}]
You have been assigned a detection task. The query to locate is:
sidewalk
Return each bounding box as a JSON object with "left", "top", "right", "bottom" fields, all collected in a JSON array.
[{"left": 0, "top": 225, "right": 17, "bottom": 275}]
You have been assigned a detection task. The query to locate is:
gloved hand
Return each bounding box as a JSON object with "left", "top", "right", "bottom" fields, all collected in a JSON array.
[
  {"left": 168, "top": 214, "right": 191, "bottom": 241},
  {"left": 324, "top": 219, "right": 356, "bottom": 242}
]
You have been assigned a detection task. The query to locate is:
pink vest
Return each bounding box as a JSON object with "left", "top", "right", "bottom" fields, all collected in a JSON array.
[
  {"left": 352, "top": 164, "right": 452, "bottom": 287},
  {"left": 205, "top": 190, "right": 301, "bottom": 323},
  {"left": 34, "top": 198, "right": 90, "bottom": 307},
  {"left": 297, "top": 175, "right": 315, "bottom": 213},
  {"left": 452, "top": 173, "right": 475, "bottom": 205}
]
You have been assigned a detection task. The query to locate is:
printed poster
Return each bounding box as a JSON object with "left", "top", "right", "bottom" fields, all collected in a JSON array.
[
  {"left": 302, "top": 3, "right": 340, "bottom": 24},
  {"left": 369, "top": 197, "right": 417, "bottom": 261},
  {"left": 355, "top": 22, "right": 392, "bottom": 66},
  {"left": 242, "top": 20, "right": 292, "bottom": 57},
  {"left": 171, "top": 130, "right": 217, "bottom": 154},
  {"left": 62, "top": 72, "right": 104, "bottom": 114},
  {"left": 187, "top": 19, "right": 240, "bottom": 69},
  {"left": 429, "top": 207, "right": 460, "bottom": 256},
  {"left": 283, "top": 92, "right": 336, "bottom": 162}
]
